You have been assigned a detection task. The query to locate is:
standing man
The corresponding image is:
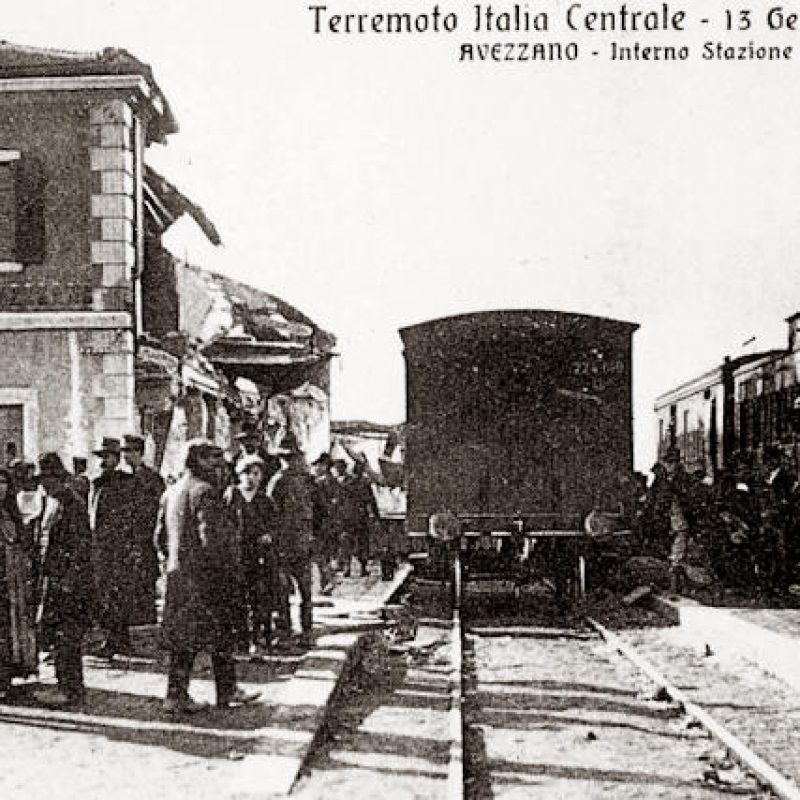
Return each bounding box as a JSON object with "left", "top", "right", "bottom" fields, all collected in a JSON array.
[
  {"left": 342, "top": 458, "right": 379, "bottom": 578},
  {"left": 663, "top": 448, "right": 694, "bottom": 594},
  {"left": 121, "top": 435, "right": 165, "bottom": 626},
  {"left": 271, "top": 434, "right": 316, "bottom": 643},
  {"left": 34, "top": 453, "right": 94, "bottom": 707},
  {"left": 157, "top": 439, "right": 258, "bottom": 713},
  {"left": 758, "top": 446, "right": 795, "bottom": 594},
  {"left": 88, "top": 437, "right": 134, "bottom": 659},
  {"left": 312, "top": 453, "right": 339, "bottom": 594}
]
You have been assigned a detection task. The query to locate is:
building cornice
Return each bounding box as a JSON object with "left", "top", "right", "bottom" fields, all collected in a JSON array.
[
  {"left": 0, "top": 311, "right": 131, "bottom": 331},
  {"left": 0, "top": 74, "right": 161, "bottom": 112}
]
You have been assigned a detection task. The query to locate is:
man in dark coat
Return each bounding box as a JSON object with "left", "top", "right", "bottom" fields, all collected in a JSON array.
[
  {"left": 662, "top": 448, "right": 694, "bottom": 593},
  {"left": 312, "top": 453, "right": 340, "bottom": 593},
  {"left": 341, "top": 459, "right": 379, "bottom": 578},
  {"left": 756, "top": 446, "right": 795, "bottom": 594},
  {"left": 35, "top": 453, "right": 94, "bottom": 707},
  {"left": 121, "top": 434, "right": 165, "bottom": 625},
  {"left": 156, "top": 439, "right": 258, "bottom": 713},
  {"left": 88, "top": 437, "right": 135, "bottom": 658},
  {"left": 271, "top": 435, "right": 316, "bottom": 641}
]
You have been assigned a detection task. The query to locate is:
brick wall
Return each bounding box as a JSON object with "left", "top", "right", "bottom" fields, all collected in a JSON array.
[{"left": 0, "top": 93, "right": 146, "bottom": 315}]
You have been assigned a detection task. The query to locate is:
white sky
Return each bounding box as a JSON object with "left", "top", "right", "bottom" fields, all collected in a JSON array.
[{"left": 6, "top": 1, "right": 800, "bottom": 468}]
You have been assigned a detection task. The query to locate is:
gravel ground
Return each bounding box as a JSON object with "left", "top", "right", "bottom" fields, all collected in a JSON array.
[
  {"left": 292, "top": 626, "right": 454, "bottom": 800},
  {"left": 0, "top": 649, "right": 301, "bottom": 800},
  {"left": 618, "top": 623, "right": 800, "bottom": 790},
  {"left": 0, "top": 567, "right": 388, "bottom": 800},
  {"left": 464, "top": 623, "right": 754, "bottom": 799}
]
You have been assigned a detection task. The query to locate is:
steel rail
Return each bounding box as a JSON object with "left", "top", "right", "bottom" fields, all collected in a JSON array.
[
  {"left": 588, "top": 616, "right": 800, "bottom": 800},
  {"left": 447, "top": 552, "right": 466, "bottom": 800}
]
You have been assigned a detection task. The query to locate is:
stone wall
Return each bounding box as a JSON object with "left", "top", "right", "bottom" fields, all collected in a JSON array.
[
  {"left": 89, "top": 98, "right": 138, "bottom": 313},
  {"left": 0, "top": 317, "right": 136, "bottom": 464}
]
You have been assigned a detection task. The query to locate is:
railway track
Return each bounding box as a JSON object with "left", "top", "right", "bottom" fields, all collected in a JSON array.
[
  {"left": 455, "top": 602, "right": 800, "bottom": 799},
  {"left": 293, "top": 565, "right": 800, "bottom": 799},
  {"left": 460, "top": 620, "right": 766, "bottom": 798}
]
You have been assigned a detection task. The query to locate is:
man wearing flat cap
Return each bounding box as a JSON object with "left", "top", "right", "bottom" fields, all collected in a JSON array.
[
  {"left": 157, "top": 439, "right": 258, "bottom": 712},
  {"left": 34, "top": 453, "right": 94, "bottom": 707},
  {"left": 121, "top": 435, "right": 165, "bottom": 627},
  {"left": 88, "top": 437, "right": 135, "bottom": 659}
]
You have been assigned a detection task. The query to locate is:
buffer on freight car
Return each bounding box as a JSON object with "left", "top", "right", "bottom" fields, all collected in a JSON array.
[{"left": 407, "top": 510, "right": 634, "bottom": 602}]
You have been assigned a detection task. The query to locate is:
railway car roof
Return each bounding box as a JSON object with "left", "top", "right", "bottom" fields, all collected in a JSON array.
[{"left": 399, "top": 309, "right": 639, "bottom": 344}]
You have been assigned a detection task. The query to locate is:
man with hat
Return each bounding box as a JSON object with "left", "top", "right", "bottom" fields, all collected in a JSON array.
[
  {"left": 34, "top": 453, "right": 94, "bottom": 707},
  {"left": 661, "top": 447, "right": 694, "bottom": 593},
  {"left": 122, "top": 435, "right": 165, "bottom": 626},
  {"left": 312, "top": 452, "right": 340, "bottom": 594},
  {"left": 88, "top": 437, "right": 135, "bottom": 659},
  {"left": 270, "top": 432, "right": 317, "bottom": 643}
]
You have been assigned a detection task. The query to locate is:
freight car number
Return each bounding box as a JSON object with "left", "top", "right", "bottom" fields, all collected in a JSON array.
[{"left": 571, "top": 359, "right": 625, "bottom": 376}]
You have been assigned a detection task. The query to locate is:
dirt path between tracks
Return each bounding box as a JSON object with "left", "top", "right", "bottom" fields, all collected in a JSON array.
[{"left": 464, "top": 626, "right": 758, "bottom": 799}]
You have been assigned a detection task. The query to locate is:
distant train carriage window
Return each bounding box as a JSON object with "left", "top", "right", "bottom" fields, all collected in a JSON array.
[
  {"left": 739, "top": 401, "right": 749, "bottom": 450},
  {"left": 764, "top": 393, "right": 773, "bottom": 444},
  {"left": 682, "top": 410, "right": 690, "bottom": 459},
  {"left": 752, "top": 396, "right": 763, "bottom": 448},
  {"left": 669, "top": 404, "right": 677, "bottom": 446},
  {"left": 776, "top": 389, "right": 786, "bottom": 441}
]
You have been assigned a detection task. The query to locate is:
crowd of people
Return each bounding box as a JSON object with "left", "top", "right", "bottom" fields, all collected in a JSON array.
[
  {"left": 0, "top": 425, "right": 384, "bottom": 713},
  {"left": 629, "top": 445, "right": 800, "bottom": 597}
]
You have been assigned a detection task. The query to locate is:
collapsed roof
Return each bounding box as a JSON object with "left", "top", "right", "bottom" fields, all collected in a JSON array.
[
  {"left": 175, "top": 261, "right": 336, "bottom": 364},
  {"left": 0, "top": 41, "right": 177, "bottom": 142}
]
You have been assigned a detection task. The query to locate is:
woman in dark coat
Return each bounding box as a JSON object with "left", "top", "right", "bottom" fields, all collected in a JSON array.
[
  {"left": 224, "top": 454, "right": 280, "bottom": 650},
  {"left": 0, "top": 468, "right": 37, "bottom": 694}
]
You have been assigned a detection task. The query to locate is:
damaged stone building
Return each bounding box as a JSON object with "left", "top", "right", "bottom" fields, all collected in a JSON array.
[{"left": 0, "top": 43, "right": 335, "bottom": 473}]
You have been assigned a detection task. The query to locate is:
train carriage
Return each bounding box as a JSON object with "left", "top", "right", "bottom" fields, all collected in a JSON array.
[{"left": 400, "top": 310, "right": 638, "bottom": 601}]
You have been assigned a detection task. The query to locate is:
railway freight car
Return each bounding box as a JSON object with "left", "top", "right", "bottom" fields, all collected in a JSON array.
[{"left": 400, "top": 310, "right": 638, "bottom": 601}]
